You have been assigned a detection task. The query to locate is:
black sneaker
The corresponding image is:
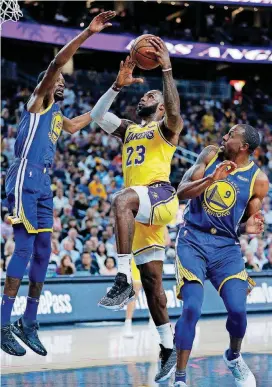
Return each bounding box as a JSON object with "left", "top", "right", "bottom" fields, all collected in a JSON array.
[
  {"left": 1, "top": 324, "right": 26, "bottom": 356},
  {"left": 98, "top": 273, "right": 135, "bottom": 311},
  {"left": 155, "top": 344, "right": 177, "bottom": 382},
  {"left": 12, "top": 317, "right": 47, "bottom": 356}
]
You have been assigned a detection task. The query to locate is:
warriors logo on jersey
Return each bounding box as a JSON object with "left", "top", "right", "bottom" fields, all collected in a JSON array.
[
  {"left": 203, "top": 180, "right": 237, "bottom": 217},
  {"left": 49, "top": 111, "right": 63, "bottom": 144}
]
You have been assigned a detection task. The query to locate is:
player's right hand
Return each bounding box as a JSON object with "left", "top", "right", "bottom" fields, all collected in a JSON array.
[
  {"left": 88, "top": 11, "right": 116, "bottom": 34},
  {"left": 114, "top": 56, "right": 144, "bottom": 89},
  {"left": 209, "top": 160, "right": 237, "bottom": 182}
]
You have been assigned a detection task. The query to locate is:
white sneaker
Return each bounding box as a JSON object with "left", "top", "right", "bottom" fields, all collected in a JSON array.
[
  {"left": 173, "top": 382, "right": 188, "bottom": 386},
  {"left": 223, "top": 350, "right": 256, "bottom": 387},
  {"left": 123, "top": 328, "right": 135, "bottom": 338}
]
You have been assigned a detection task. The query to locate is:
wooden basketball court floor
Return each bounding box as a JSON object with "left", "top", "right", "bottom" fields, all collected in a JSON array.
[{"left": 1, "top": 314, "right": 272, "bottom": 386}]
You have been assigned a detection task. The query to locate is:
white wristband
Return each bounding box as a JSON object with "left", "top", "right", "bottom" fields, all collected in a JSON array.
[{"left": 162, "top": 67, "right": 172, "bottom": 72}]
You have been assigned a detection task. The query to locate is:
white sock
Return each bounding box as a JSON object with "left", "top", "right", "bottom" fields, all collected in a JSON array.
[
  {"left": 117, "top": 254, "right": 132, "bottom": 283},
  {"left": 125, "top": 319, "right": 132, "bottom": 327},
  {"left": 156, "top": 322, "right": 173, "bottom": 349}
]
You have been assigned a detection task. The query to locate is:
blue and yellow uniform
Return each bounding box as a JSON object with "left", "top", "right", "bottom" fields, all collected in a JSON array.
[
  {"left": 122, "top": 121, "right": 179, "bottom": 265},
  {"left": 176, "top": 152, "right": 259, "bottom": 297},
  {"left": 5, "top": 103, "right": 63, "bottom": 233}
]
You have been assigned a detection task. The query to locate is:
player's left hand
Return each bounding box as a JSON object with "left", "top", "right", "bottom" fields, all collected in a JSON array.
[
  {"left": 146, "top": 37, "right": 171, "bottom": 70},
  {"left": 88, "top": 11, "right": 116, "bottom": 33},
  {"left": 246, "top": 210, "right": 265, "bottom": 234}
]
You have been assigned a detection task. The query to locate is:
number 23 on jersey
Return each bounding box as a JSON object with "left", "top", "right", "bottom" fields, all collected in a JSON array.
[{"left": 126, "top": 145, "right": 146, "bottom": 166}]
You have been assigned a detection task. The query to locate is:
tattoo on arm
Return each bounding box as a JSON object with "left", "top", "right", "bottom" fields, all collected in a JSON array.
[
  {"left": 162, "top": 70, "right": 183, "bottom": 134},
  {"left": 112, "top": 119, "right": 132, "bottom": 142}
]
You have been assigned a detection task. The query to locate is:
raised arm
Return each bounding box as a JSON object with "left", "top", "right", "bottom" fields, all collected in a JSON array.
[
  {"left": 27, "top": 11, "right": 116, "bottom": 113},
  {"left": 147, "top": 37, "right": 183, "bottom": 146},
  {"left": 177, "top": 146, "right": 237, "bottom": 200},
  {"left": 90, "top": 56, "right": 143, "bottom": 142}
]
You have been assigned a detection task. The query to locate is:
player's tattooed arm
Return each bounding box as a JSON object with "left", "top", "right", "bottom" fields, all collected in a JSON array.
[
  {"left": 177, "top": 145, "right": 225, "bottom": 200},
  {"left": 239, "top": 170, "right": 269, "bottom": 235},
  {"left": 147, "top": 37, "right": 183, "bottom": 146},
  {"left": 113, "top": 120, "right": 134, "bottom": 142},
  {"left": 27, "top": 11, "right": 116, "bottom": 113}
]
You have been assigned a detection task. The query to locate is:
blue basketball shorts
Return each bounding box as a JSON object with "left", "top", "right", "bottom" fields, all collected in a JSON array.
[
  {"left": 175, "top": 225, "right": 255, "bottom": 298},
  {"left": 5, "top": 158, "right": 53, "bottom": 234}
]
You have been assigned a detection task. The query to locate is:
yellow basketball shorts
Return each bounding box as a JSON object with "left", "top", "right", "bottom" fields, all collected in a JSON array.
[
  {"left": 131, "top": 257, "right": 141, "bottom": 282},
  {"left": 131, "top": 183, "right": 178, "bottom": 266}
]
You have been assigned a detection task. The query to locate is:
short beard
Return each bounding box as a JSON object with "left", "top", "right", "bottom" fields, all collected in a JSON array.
[
  {"left": 54, "top": 93, "right": 64, "bottom": 102},
  {"left": 137, "top": 103, "right": 158, "bottom": 118}
]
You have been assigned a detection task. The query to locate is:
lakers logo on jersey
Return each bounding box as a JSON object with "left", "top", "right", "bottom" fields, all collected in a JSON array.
[
  {"left": 49, "top": 112, "right": 63, "bottom": 144},
  {"left": 203, "top": 180, "right": 236, "bottom": 217}
]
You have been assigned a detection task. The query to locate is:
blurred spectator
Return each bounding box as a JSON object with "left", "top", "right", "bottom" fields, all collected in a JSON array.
[
  {"left": 201, "top": 110, "right": 215, "bottom": 131},
  {"left": 75, "top": 251, "right": 100, "bottom": 275},
  {"left": 73, "top": 192, "right": 89, "bottom": 219},
  {"left": 88, "top": 175, "right": 107, "bottom": 200},
  {"left": 254, "top": 240, "right": 268, "bottom": 269},
  {"left": 63, "top": 85, "right": 76, "bottom": 107},
  {"left": 263, "top": 202, "right": 272, "bottom": 225},
  {"left": 53, "top": 208, "right": 62, "bottom": 232},
  {"left": 244, "top": 249, "right": 261, "bottom": 272},
  {"left": 53, "top": 188, "right": 69, "bottom": 211},
  {"left": 94, "top": 243, "right": 107, "bottom": 269},
  {"left": 100, "top": 256, "right": 118, "bottom": 276},
  {"left": 59, "top": 239, "right": 80, "bottom": 262},
  {"left": 61, "top": 228, "right": 83, "bottom": 254},
  {"left": 262, "top": 247, "right": 272, "bottom": 270},
  {"left": 1, "top": 214, "right": 13, "bottom": 241},
  {"left": 57, "top": 255, "right": 76, "bottom": 275}
]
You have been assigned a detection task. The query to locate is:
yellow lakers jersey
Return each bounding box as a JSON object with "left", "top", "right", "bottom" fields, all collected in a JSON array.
[{"left": 122, "top": 121, "right": 176, "bottom": 187}]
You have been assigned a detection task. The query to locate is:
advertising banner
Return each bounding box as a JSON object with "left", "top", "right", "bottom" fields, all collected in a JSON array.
[
  {"left": 2, "top": 22, "right": 271, "bottom": 64},
  {"left": 2, "top": 274, "right": 272, "bottom": 324}
]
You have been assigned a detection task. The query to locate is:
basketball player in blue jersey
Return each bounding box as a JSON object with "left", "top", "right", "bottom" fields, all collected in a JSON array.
[
  {"left": 1, "top": 11, "right": 116, "bottom": 357},
  {"left": 173, "top": 124, "right": 269, "bottom": 387}
]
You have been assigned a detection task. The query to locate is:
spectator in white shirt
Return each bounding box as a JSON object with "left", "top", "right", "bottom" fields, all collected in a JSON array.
[
  {"left": 254, "top": 240, "right": 268, "bottom": 269},
  {"left": 53, "top": 188, "right": 69, "bottom": 211},
  {"left": 61, "top": 228, "right": 83, "bottom": 254},
  {"left": 59, "top": 240, "right": 80, "bottom": 263}
]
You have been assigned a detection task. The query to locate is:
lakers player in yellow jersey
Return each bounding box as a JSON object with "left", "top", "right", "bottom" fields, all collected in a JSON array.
[{"left": 91, "top": 37, "right": 183, "bottom": 382}]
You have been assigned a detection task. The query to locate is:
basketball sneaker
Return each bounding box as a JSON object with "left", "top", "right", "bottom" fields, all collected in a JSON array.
[
  {"left": 98, "top": 273, "right": 135, "bottom": 311},
  {"left": 1, "top": 324, "right": 26, "bottom": 356},
  {"left": 155, "top": 344, "right": 177, "bottom": 382},
  {"left": 173, "top": 383, "right": 188, "bottom": 387},
  {"left": 12, "top": 317, "right": 47, "bottom": 356},
  {"left": 223, "top": 350, "right": 256, "bottom": 387}
]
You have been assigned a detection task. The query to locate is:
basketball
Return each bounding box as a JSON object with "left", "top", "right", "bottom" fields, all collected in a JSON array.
[{"left": 130, "top": 34, "right": 160, "bottom": 70}]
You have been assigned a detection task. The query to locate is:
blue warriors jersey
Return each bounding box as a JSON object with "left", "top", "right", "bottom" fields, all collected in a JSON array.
[
  {"left": 14, "top": 102, "right": 63, "bottom": 165},
  {"left": 184, "top": 152, "right": 260, "bottom": 240}
]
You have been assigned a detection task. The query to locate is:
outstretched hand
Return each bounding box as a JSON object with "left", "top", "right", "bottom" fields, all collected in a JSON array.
[
  {"left": 88, "top": 11, "right": 116, "bottom": 34},
  {"left": 246, "top": 211, "right": 265, "bottom": 234},
  {"left": 114, "top": 56, "right": 144, "bottom": 89}
]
